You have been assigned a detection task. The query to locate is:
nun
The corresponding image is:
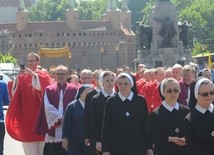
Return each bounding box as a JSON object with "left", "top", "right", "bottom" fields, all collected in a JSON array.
[
  {"left": 90, "top": 71, "right": 116, "bottom": 155},
  {"left": 102, "top": 72, "right": 149, "bottom": 155},
  {"left": 147, "top": 77, "right": 189, "bottom": 155},
  {"left": 62, "top": 84, "right": 92, "bottom": 155},
  {"left": 184, "top": 77, "right": 214, "bottom": 155}
]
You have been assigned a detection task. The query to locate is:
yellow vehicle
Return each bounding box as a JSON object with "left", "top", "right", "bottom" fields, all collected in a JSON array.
[{"left": 192, "top": 53, "right": 214, "bottom": 69}]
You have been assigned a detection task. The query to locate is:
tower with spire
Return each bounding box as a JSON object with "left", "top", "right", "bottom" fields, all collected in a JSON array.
[
  {"left": 121, "top": 0, "right": 132, "bottom": 30},
  {"left": 17, "top": 0, "right": 29, "bottom": 31},
  {"left": 105, "top": 0, "right": 132, "bottom": 31},
  {"left": 105, "top": 0, "right": 121, "bottom": 30},
  {"left": 66, "top": 0, "right": 79, "bottom": 30}
]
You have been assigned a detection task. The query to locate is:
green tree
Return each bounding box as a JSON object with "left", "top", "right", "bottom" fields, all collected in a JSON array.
[
  {"left": 29, "top": 0, "right": 70, "bottom": 21},
  {"left": 178, "top": 0, "right": 214, "bottom": 50},
  {"left": 77, "top": 0, "right": 106, "bottom": 20},
  {"left": 0, "top": 54, "right": 17, "bottom": 65},
  {"left": 29, "top": 0, "right": 106, "bottom": 21},
  {"left": 128, "top": 0, "right": 147, "bottom": 30}
]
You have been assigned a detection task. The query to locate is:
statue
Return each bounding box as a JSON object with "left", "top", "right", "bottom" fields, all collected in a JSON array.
[
  {"left": 179, "top": 21, "right": 191, "bottom": 48},
  {"left": 155, "top": 17, "right": 177, "bottom": 47},
  {"left": 138, "top": 25, "right": 152, "bottom": 49}
]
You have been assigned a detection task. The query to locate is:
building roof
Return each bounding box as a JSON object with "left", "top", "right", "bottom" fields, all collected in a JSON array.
[
  {"left": 22, "top": 21, "right": 72, "bottom": 32},
  {"left": 0, "top": 20, "right": 114, "bottom": 33},
  {"left": 0, "top": 23, "right": 17, "bottom": 32}
]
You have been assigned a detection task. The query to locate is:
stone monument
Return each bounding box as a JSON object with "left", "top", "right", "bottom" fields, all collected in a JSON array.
[{"left": 138, "top": 0, "right": 191, "bottom": 68}]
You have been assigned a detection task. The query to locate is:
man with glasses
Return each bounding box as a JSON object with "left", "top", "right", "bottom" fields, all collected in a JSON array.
[
  {"left": 178, "top": 65, "right": 196, "bottom": 106},
  {"left": 34, "top": 65, "right": 77, "bottom": 155},
  {"left": 6, "top": 52, "right": 52, "bottom": 155}
]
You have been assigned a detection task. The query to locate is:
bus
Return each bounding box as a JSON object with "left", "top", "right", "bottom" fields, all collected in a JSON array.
[{"left": 192, "top": 53, "right": 214, "bottom": 70}]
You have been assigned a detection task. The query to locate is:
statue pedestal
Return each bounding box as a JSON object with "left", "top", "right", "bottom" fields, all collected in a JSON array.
[
  {"left": 138, "top": 1, "right": 192, "bottom": 68},
  {"left": 151, "top": 48, "right": 178, "bottom": 67}
]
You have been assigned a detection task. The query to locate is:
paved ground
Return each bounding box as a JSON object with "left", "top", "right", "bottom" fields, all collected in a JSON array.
[{"left": 4, "top": 109, "right": 25, "bottom": 155}]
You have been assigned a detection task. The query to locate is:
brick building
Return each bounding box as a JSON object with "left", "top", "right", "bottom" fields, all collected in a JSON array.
[
  {"left": 0, "top": 0, "right": 32, "bottom": 23},
  {"left": 0, "top": 0, "right": 136, "bottom": 71}
]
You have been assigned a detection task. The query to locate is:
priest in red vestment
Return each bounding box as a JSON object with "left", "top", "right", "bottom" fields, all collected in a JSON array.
[{"left": 6, "top": 52, "right": 52, "bottom": 155}]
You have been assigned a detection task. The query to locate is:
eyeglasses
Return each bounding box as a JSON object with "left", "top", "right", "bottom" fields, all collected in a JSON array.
[
  {"left": 198, "top": 90, "right": 214, "bottom": 97},
  {"left": 165, "top": 88, "right": 180, "bottom": 93},
  {"left": 56, "top": 73, "right": 67, "bottom": 76},
  {"left": 81, "top": 77, "right": 92, "bottom": 80},
  {"left": 27, "top": 60, "right": 36, "bottom": 62}
]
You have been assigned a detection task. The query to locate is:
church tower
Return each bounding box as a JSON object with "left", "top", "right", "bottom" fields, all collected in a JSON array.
[
  {"left": 16, "top": 0, "right": 29, "bottom": 31},
  {"left": 105, "top": 0, "right": 121, "bottom": 30},
  {"left": 66, "top": 0, "right": 79, "bottom": 30},
  {"left": 121, "top": 0, "right": 132, "bottom": 30}
]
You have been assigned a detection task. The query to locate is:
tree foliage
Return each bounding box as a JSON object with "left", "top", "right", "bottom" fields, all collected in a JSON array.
[
  {"left": 77, "top": 0, "right": 106, "bottom": 20},
  {"left": 0, "top": 54, "right": 17, "bottom": 65},
  {"left": 29, "top": 0, "right": 106, "bottom": 21},
  {"left": 29, "top": 0, "right": 69, "bottom": 21},
  {"left": 127, "top": 0, "right": 147, "bottom": 30},
  {"left": 177, "top": 0, "right": 214, "bottom": 49}
]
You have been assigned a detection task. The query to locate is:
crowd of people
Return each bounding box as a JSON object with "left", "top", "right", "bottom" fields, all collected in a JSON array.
[{"left": 0, "top": 52, "right": 214, "bottom": 155}]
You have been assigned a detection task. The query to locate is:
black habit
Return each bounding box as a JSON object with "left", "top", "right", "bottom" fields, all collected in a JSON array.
[
  {"left": 102, "top": 94, "right": 148, "bottom": 155},
  {"left": 184, "top": 108, "right": 214, "bottom": 155},
  {"left": 90, "top": 91, "right": 114, "bottom": 143},
  {"left": 84, "top": 89, "right": 99, "bottom": 155},
  {"left": 147, "top": 104, "right": 189, "bottom": 155},
  {"left": 84, "top": 89, "right": 99, "bottom": 140}
]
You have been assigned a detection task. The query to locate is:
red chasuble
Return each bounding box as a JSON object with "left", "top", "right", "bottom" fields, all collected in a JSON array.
[{"left": 6, "top": 71, "right": 52, "bottom": 142}]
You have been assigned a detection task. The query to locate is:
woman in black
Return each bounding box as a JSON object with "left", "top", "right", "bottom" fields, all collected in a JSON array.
[
  {"left": 84, "top": 70, "right": 102, "bottom": 155},
  {"left": 147, "top": 77, "right": 189, "bottom": 155},
  {"left": 90, "top": 71, "right": 116, "bottom": 155},
  {"left": 102, "top": 72, "right": 149, "bottom": 155},
  {"left": 184, "top": 78, "right": 214, "bottom": 155}
]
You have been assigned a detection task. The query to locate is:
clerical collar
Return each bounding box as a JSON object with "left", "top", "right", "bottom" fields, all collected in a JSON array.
[
  {"left": 162, "top": 100, "right": 179, "bottom": 112},
  {"left": 57, "top": 83, "right": 67, "bottom": 89},
  {"left": 95, "top": 87, "right": 101, "bottom": 93},
  {"left": 195, "top": 103, "right": 213, "bottom": 114},
  {"left": 118, "top": 91, "right": 134, "bottom": 101},
  {"left": 79, "top": 99, "right": 85, "bottom": 109},
  {"left": 101, "top": 89, "right": 115, "bottom": 98}
]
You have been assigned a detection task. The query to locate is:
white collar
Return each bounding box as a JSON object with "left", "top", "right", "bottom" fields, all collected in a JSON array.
[
  {"left": 195, "top": 103, "right": 213, "bottom": 114},
  {"left": 95, "top": 87, "right": 101, "bottom": 93},
  {"left": 101, "top": 89, "right": 115, "bottom": 98},
  {"left": 118, "top": 91, "right": 134, "bottom": 101},
  {"left": 162, "top": 100, "right": 179, "bottom": 112},
  {"left": 79, "top": 99, "right": 85, "bottom": 109}
]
